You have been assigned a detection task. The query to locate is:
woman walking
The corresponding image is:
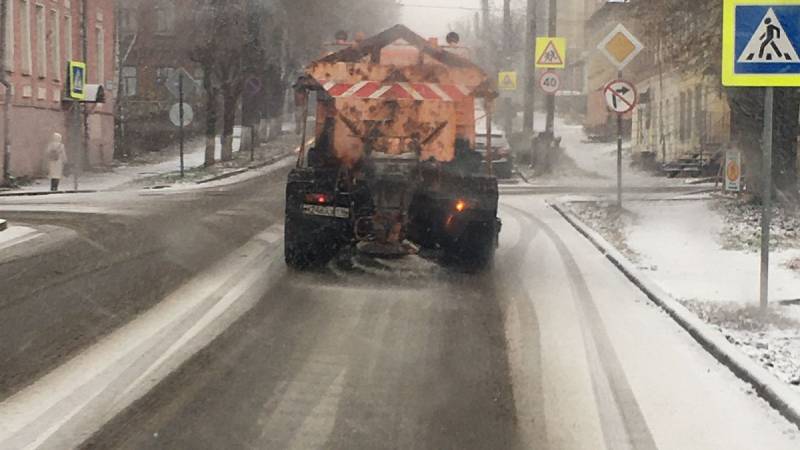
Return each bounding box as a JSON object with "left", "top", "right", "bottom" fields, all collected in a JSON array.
[{"left": 46, "top": 133, "right": 67, "bottom": 192}]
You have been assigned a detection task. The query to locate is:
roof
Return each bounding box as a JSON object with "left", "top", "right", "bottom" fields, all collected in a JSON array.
[
  {"left": 318, "top": 24, "right": 482, "bottom": 71},
  {"left": 301, "top": 25, "right": 496, "bottom": 99}
]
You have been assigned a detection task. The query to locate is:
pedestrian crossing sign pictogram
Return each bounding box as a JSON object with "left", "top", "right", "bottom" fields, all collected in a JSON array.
[
  {"left": 723, "top": 0, "right": 800, "bottom": 86},
  {"left": 67, "top": 61, "right": 86, "bottom": 101},
  {"left": 498, "top": 71, "right": 518, "bottom": 91},
  {"left": 535, "top": 37, "right": 566, "bottom": 69}
]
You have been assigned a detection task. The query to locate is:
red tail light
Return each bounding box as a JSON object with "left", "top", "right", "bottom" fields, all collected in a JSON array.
[{"left": 305, "top": 193, "right": 332, "bottom": 204}]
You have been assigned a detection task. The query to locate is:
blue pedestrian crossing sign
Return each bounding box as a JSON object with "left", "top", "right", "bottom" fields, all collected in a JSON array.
[{"left": 723, "top": 0, "right": 800, "bottom": 86}]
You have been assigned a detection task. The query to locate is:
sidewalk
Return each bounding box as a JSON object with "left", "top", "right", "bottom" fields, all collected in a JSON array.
[
  {"left": 0, "top": 122, "right": 305, "bottom": 195},
  {"left": 3, "top": 134, "right": 244, "bottom": 194},
  {"left": 516, "top": 113, "right": 707, "bottom": 190},
  {"left": 564, "top": 197, "right": 800, "bottom": 391}
]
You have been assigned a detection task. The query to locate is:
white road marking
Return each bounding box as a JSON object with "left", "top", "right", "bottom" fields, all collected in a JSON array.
[
  {"left": 0, "top": 226, "right": 285, "bottom": 449},
  {"left": 0, "top": 228, "right": 43, "bottom": 252}
]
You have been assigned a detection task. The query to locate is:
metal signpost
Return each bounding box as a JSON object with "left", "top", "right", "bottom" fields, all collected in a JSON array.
[
  {"left": 535, "top": 37, "right": 566, "bottom": 134},
  {"left": 67, "top": 61, "right": 87, "bottom": 190},
  {"left": 167, "top": 69, "right": 196, "bottom": 178},
  {"left": 179, "top": 74, "right": 184, "bottom": 178},
  {"left": 722, "top": 0, "right": 800, "bottom": 312},
  {"left": 169, "top": 99, "right": 193, "bottom": 178},
  {"left": 165, "top": 68, "right": 197, "bottom": 99},
  {"left": 598, "top": 24, "right": 643, "bottom": 209},
  {"left": 603, "top": 80, "right": 637, "bottom": 207}
]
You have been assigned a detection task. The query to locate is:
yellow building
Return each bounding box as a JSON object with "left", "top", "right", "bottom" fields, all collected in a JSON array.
[{"left": 631, "top": 72, "right": 731, "bottom": 164}]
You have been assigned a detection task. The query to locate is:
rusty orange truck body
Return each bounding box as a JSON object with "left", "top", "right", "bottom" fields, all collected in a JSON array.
[{"left": 285, "top": 26, "right": 500, "bottom": 268}]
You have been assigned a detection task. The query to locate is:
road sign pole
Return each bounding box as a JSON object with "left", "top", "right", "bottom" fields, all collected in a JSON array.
[
  {"left": 545, "top": 0, "right": 557, "bottom": 134},
  {"left": 179, "top": 73, "right": 185, "bottom": 179},
  {"left": 760, "top": 86, "right": 774, "bottom": 313},
  {"left": 616, "top": 70, "right": 623, "bottom": 208}
]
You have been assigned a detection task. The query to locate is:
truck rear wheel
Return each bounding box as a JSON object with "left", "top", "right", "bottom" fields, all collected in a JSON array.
[
  {"left": 445, "top": 221, "right": 497, "bottom": 270},
  {"left": 284, "top": 216, "right": 315, "bottom": 270}
]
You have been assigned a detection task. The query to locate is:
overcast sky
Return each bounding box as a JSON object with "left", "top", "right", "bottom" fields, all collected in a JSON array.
[
  {"left": 398, "top": 1, "right": 487, "bottom": 38},
  {"left": 398, "top": 0, "right": 527, "bottom": 39}
]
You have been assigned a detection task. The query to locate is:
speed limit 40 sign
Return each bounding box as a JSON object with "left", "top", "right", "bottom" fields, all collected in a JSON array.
[{"left": 539, "top": 71, "right": 560, "bottom": 94}]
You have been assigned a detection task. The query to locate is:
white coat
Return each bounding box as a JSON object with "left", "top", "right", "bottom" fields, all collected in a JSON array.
[{"left": 46, "top": 134, "right": 68, "bottom": 180}]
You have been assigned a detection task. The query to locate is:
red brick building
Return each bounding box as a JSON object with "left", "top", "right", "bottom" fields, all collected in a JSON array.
[{"left": 1, "top": 0, "right": 115, "bottom": 179}]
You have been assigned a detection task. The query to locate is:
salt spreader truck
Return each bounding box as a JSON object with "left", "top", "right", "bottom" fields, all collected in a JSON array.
[{"left": 285, "top": 25, "right": 501, "bottom": 269}]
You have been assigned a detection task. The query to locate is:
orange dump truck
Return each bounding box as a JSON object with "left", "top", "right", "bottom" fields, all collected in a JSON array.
[{"left": 285, "top": 25, "right": 500, "bottom": 269}]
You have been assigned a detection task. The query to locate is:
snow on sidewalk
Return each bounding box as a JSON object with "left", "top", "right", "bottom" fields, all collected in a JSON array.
[
  {"left": 625, "top": 199, "right": 800, "bottom": 303},
  {"left": 0, "top": 225, "right": 41, "bottom": 251},
  {"left": 568, "top": 197, "right": 800, "bottom": 389},
  {"left": 10, "top": 135, "right": 241, "bottom": 193},
  {"left": 523, "top": 113, "right": 695, "bottom": 189}
]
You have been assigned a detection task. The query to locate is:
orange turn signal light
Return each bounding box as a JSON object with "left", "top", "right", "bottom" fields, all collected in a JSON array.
[{"left": 455, "top": 200, "right": 466, "bottom": 212}]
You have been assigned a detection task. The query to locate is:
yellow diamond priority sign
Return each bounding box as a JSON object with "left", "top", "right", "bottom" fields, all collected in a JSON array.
[
  {"left": 598, "top": 24, "right": 643, "bottom": 70},
  {"left": 535, "top": 37, "right": 567, "bottom": 69},
  {"left": 498, "top": 71, "right": 518, "bottom": 91}
]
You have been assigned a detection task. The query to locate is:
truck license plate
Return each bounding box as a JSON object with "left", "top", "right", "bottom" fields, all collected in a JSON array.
[{"left": 303, "top": 204, "right": 350, "bottom": 219}]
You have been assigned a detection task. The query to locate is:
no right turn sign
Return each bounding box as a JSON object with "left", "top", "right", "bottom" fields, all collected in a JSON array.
[{"left": 604, "top": 80, "right": 637, "bottom": 114}]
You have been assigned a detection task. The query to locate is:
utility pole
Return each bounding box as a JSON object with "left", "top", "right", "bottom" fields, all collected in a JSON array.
[
  {"left": 179, "top": 73, "right": 185, "bottom": 178},
  {"left": 481, "top": 0, "right": 491, "bottom": 70},
  {"left": 544, "top": 0, "right": 557, "bottom": 134},
  {"left": 760, "top": 87, "right": 774, "bottom": 313},
  {"left": 114, "top": 0, "right": 125, "bottom": 160},
  {"left": 523, "top": 0, "right": 537, "bottom": 135},
  {"left": 0, "top": 0, "right": 12, "bottom": 186},
  {"left": 501, "top": 0, "right": 513, "bottom": 136},
  {"left": 481, "top": 0, "right": 490, "bottom": 33},
  {"left": 77, "top": 0, "right": 89, "bottom": 189}
]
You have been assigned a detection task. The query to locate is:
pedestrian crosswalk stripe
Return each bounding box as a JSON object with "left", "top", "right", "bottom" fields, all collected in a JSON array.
[{"left": 737, "top": 8, "right": 799, "bottom": 63}]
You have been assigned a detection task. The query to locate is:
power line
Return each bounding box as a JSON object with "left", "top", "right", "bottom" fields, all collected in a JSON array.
[{"left": 395, "top": 2, "right": 506, "bottom": 12}]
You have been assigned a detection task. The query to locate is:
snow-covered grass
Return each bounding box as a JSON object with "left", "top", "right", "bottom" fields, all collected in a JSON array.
[
  {"left": 124, "top": 132, "right": 300, "bottom": 189},
  {"left": 714, "top": 198, "right": 800, "bottom": 252},
  {"left": 567, "top": 197, "right": 800, "bottom": 391}
]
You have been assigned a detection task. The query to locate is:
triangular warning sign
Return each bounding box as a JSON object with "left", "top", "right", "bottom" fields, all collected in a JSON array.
[
  {"left": 737, "top": 8, "right": 800, "bottom": 63},
  {"left": 537, "top": 41, "right": 564, "bottom": 66},
  {"left": 502, "top": 75, "right": 514, "bottom": 87}
]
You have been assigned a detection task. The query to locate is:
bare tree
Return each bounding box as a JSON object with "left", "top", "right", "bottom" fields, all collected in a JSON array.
[{"left": 631, "top": 0, "right": 798, "bottom": 198}]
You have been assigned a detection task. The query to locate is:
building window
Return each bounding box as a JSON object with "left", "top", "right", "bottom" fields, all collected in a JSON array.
[
  {"left": 686, "top": 91, "right": 693, "bottom": 141},
  {"left": 679, "top": 92, "right": 685, "bottom": 142},
  {"left": 155, "top": 1, "right": 175, "bottom": 35},
  {"left": 675, "top": 95, "right": 681, "bottom": 143},
  {"left": 95, "top": 25, "right": 104, "bottom": 83},
  {"left": 3, "top": 0, "right": 13, "bottom": 72},
  {"left": 20, "top": 0, "right": 32, "bottom": 75},
  {"left": 35, "top": 3, "right": 46, "bottom": 78},
  {"left": 122, "top": 66, "right": 137, "bottom": 96},
  {"left": 156, "top": 66, "right": 174, "bottom": 84},
  {"left": 64, "top": 15, "right": 72, "bottom": 63},
  {"left": 48, "top": 9, "right": 60, "bottom": 80},
  {"left": 695, "top": 86, "right": 704, "bottom": 143},
  {"left": 120, "top": 7, "right": 137, "bottom": 35}
]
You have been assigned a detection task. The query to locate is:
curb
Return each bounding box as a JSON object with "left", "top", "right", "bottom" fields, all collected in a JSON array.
[
  {"left": 0, "top": 190, "right": 98, "bottom": 198},
  {"left": 195, "top": 152, "right": 295, "bottom": 185},
  {"left": 550, "top": 201, "right": 800, "bottom": 430},
  {"left": 0, "top": 219, "right": 6, "bottom": 232}
]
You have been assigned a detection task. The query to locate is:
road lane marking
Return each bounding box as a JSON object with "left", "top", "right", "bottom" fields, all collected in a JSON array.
[{"left": 0, "top": 225, "right": 286, "bottom": 449}]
